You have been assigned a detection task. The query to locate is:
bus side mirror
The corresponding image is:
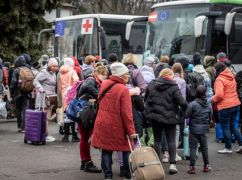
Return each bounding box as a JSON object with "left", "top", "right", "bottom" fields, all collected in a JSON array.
[
  {"left": 99, "top": 26, "right": 106, "bottom": 50},
  {"left": 125, "top": 21, "right": 134, "bottom": 41},
  {"left": 194, "top": 16, "right": 207, "bottom": 38},
  {"left": 224, "top": 12, "right": 236, "bottom": 35}
]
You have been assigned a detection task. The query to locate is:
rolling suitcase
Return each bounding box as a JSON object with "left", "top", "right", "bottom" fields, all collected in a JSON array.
[
  {"left": 128, "top": 135, "right": 165, "bottom": 180},
  {"left": 24, "top": 93, "right": 46, "bottom": 145}
]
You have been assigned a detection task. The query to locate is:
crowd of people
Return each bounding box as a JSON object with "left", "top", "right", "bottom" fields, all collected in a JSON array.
[{"left": 0, "top": 51, "right": 242, "bottom": 179}]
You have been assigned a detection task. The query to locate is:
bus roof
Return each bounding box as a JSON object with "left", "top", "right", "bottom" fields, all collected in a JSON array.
[
  {"left": 152, "top": 0, "right": 242, "bottom": 9},
  {"left": 56, "top": 14, "right": 146, "bottom": 22}
]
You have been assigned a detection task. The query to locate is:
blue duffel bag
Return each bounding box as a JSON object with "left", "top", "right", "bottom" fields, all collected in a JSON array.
[{"left": 66, "top": 98, "right": 88, "bottom": 122}]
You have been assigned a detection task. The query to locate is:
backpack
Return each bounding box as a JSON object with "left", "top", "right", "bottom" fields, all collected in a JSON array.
[
  {"left": 187, "top": 71, "right": 205, "bottom": 102},
  {"left": 65, "top": 77, "right": 94, "bottom": 105},
  {"left": 19, "top": 67, "right": 34, "bottom": 93}
]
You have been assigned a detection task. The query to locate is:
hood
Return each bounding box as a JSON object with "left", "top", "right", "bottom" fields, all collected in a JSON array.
[
  {"left": 195, "top": 98, "right": 208, "bottom": 108},
  {"left": 152, "top": 77, "right": 177, "bottom": 91},
  {"left": 72, "top": 56, "right": 80, "bottom": 67},
  {"left": 204, "top": 57, "right": 216, "bottom": 68},
  {"left": 218, "top": 68, "right": 234, "bottom": 81},
  {"left": 141, "top": 65, "right": 154, "bottom": 74},
  {"left": 193, "top": 65, "right": 209, "bottom": 79},
  {"left": 82, "top": 63, "right": 93, "bottom": 71},
  {"left": 59, "top": 65, "right": 73, "bottom": 74},
  {"left": 125, "top": 63, "right": 138, "bottom": 72}
]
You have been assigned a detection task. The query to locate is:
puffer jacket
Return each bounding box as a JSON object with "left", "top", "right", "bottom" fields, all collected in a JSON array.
[
  {"left": 186, "top": 98, "right": 211, "bottom": 134},
  {"left": 82, "top": 64, "right": 94, "bottom": 80},
  {"left": 144, "top": 77, "right": 187, "bottom": 124},
  {"left": 140, "top": 65, "right": 155, "bottom": 85},
  {"left": 212, "top": 68, "right": 241, "bottom": 111},
  {"left": 174, "top": 73, "right": 186, "bottom": 99}
]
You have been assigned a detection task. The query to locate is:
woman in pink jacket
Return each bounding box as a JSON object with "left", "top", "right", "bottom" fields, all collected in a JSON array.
[{"left": 59, "top": 57, "right": 79, "bottom": 142}]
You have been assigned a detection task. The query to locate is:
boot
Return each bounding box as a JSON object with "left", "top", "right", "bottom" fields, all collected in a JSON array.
[
  {"left": 84, "top": 161, "right": 102, "bottom": 173},
  {"left": 80, "top": 161, "right": 87, "bottom": 170},
  {"left": 62, "top": 135, "right": 69, "bottom": 142},
  {"left": 72, "top": 135, "right": 80, "bottom": 143}
]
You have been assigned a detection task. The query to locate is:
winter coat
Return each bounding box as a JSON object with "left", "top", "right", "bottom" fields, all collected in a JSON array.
[
  {"left": 144, "top": 77, "right": 188, "bottom": 125},
  {"left": 186, "top": 98, "right": 211, "bottom": 134},
  {"left": 33, "top": 69, "right": 56, "bottom": 108},
  {"left": 10, "top": 58, "right": 31, "bottom": 101},
  {"left": 125, "top": 63, "right": 147, "bottom": 92},
  {"left": 193, "top": 65, "right": 213, "bottom": 103},
  {"left": 73, "top": 57, "right": 82, "bottom": 79},
  {"left": 82, "top": 64, "right": 94, "bottom": 80},
  {"left": 204, "top": 57, "right": 216, "bottom": 80},
  {"left": 174, "top": 73, "right": 186, "bottom": 99},
  {"left": 212, "top": 68, "right": 241, "bottom": 111},
  {"left": 2, "top": 67, "right": 8, "bottom": 86},
  {"left": 58, "top": 65, "right": 79, "bottom": 111},
  {"left": 140, "top": 65, "right": 155, "bottom": 85},
  {"left": 92, "top": 76, "right": 135, "bottom": 151},
  {"left": 235, "top": 71, "right": 242, "bottom": 102},
  {"left": 0, "top": 68, "right": 3, "bottom": 95},
  {"left": 77, "top": 75, "right": 101, "bottom": 101}
]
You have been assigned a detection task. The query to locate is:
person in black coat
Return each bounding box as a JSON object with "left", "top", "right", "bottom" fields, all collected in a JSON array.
[
  {"left": 10, "top": 56, "right": 31, "bottom": 132},
  {"left": 144, "top": 68, "right": 187, "bottom": 174},
  {"left": 186, "top": 85, "right": 212, "bottom": 174}
]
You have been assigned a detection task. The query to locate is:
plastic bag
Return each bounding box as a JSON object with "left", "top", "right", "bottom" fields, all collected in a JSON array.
[
  {"left": 0, "top": 100, "right": 7, "bottom": 119},
  {"left": 56, "top": 107, "right": 64, "bottom": 126}
]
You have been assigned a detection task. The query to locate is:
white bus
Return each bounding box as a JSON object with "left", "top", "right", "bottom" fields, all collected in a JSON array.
[
  {"left": 144, "top": 0, "right": 242, "bottom": 68},
  {"left": 39, "top": 14, "right": 147, "bottom": 66}
]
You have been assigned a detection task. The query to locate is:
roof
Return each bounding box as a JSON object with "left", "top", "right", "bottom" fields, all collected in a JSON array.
[
  {"left": 152, "top": 0, "right": 242, "bottom": 9},
  {"left": 56, "top": 14, "right": 146, "bottom": 22}
]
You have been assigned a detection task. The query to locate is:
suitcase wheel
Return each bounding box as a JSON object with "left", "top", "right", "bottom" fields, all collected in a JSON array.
[{"left": 42, "top": 141, "right": 46, "bottom": 145}]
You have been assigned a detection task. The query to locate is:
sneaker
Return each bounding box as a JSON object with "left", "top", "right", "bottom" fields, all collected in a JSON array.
[
  {"left": 84, "top": 161, "right": 102, "bottom": 173},
  {"left": 18, "top": 128, "right": 22, "bottom": 132},
  {"left": 218, "top": 148, "right": 232, "bottom": 154},
  {"left": 169, "top": 164, "right": 178, "bottom": 174},
  {"left": 203, "top": 164, "right": 212, "bottom": 172},
  {"left": 80, "top": 161, "right": 87, "bottom": 170},
  {"left": 21, "top": 130, "right": 25, "bottom": 133},
  {"left": 236, "top": 146, "right": 242, "bottom": 153},
  {"left": 162, "top": 151, "right": 169, "bottom": 163},
  {"left": 176, "top": 154, "right": 182, "bottom": 162},
  {"left": 187, "top": 166, "right": 196, "bottom": 174},
  {"left": 104, "top": 177, "right": 112, "bottom": 180},
  {"left": 46, "top": 136, "right": 56, "bottom": 142}
]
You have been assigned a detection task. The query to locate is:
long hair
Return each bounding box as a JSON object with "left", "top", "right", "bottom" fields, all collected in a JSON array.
[{"left": 172, "top": 63, "right": 184, "bottom": 79}]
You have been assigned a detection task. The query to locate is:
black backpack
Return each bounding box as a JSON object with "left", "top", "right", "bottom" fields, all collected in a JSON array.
[{"left": 187, "top": 71, "right": 205, "bottom": 102}]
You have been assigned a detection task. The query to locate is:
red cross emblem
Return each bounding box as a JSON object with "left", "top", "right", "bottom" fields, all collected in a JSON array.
[{"left": 82, "top": 19, "right": 92, "bottom": 32}]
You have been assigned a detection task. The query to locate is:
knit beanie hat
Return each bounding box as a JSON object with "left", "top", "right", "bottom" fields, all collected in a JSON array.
[
  {"left": 217, "top": 52, "right": 227, "bottom": 62},
  {"left": 110, "top": 62, "right": 129, "bottom": 77},
  {"left": 48, "top": 58, "right": 58, "bottom": 67},
  {"left": 144, "top": 56, "right": 155, "bottom": 66},
  {"left": 64, "top": 57, "right": 74, "bottom": 67},
  {"left": 193, "top": 52, "right": 202, "bottom": 66}
]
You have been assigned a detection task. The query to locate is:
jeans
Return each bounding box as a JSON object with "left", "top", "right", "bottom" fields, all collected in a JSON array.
[
  {"left": 15, "top": 97, "right": 29, "bottom": 130},
  {"left": 218, "top": 106, "right": 242, "bottom": 149},
  {"left": 101, "top": 150, "right": 131, "bottom": 179},
  {"left": 78, "top": 122, "right": 92, "bottom": 161},
  {"left": 64, "top": 122, "right": 77, "bottom": 136},
  {"left": 161, "top": 130, "right": 168, "bottom": 152},
  {"left": 151, "top": 121, "right": 176, "bottom": 164},
  {"left": 189, "top": 133, "right": 209, "bottom": 166}
]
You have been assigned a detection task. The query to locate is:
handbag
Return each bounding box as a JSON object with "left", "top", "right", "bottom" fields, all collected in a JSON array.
[
  {"left": 79, "top": 82, "right": 117, "bottom": 130},
  {"left": 45, "top": 95, "right": 57, "bottom": 109}
]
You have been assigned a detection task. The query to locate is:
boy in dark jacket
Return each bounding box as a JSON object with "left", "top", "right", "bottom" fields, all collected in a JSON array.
[{"left": 185, "top": 85, "right": 212, "bottom": 174}]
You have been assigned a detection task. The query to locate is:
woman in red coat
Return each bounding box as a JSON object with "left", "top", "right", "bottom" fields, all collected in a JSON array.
[{"left": 92, "top": 62, "right": 136, "bottom": 180}]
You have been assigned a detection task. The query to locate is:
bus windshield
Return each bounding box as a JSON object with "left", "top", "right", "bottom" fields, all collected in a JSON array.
[
  {"left": 145, "top": 5, "right": 209, "bottom": 59},
  {"left": 55, "top": 18, "right": 98, "bottom": 61}
]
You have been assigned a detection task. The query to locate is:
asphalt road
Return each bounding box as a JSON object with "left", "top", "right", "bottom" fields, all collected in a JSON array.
[{"left": 0, "top": 120, "right": 242, "bottom": 180}]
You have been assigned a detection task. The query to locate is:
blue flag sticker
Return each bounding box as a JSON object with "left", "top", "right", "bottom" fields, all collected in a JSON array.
[
  {"left": 55, "top": 21, "right": 66, "bottom": 36},
  {"left": 158, "top": 11, "right": 169, "bottom": 21}
]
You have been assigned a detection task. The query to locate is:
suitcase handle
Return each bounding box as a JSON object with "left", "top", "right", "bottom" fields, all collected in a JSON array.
[
  {"left": 38, "top": 92, "right": 46, "bottom": 112},
  {"left": 127, "top": 134, "right": 142, "bottom": 152}
]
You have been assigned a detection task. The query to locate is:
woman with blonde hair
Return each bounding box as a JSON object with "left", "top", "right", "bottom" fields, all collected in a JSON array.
[
  {"left": 122, "top": 53, "right": 147, "bottom": 92},
  {"left": 144, "top": 68, "right": 187, "bottom": 174}
]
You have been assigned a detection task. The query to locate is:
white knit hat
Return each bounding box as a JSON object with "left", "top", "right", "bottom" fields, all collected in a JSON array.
[
  {"left": 48, "top": 58, "right": 58, "bottom": 67},
  {"left": 64, "top": 57, "right": 74, "bottom": 67},
  {"left": 110, "top": 62, "right": 129, "bottom": 77}
]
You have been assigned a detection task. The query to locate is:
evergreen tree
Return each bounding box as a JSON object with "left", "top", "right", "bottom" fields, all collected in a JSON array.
[{"left": 0, "top": 0, "right": 61, "bottom": 62}]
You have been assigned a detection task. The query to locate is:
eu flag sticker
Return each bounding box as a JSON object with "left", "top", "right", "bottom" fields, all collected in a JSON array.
[
  {"left": 55, "top": 21, "right": 66, "bottom": 36},
  {"left": 158, "top": 11, "right": 169, "bottom": 21}
]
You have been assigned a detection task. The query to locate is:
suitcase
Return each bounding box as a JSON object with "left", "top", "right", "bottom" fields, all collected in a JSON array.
[
  {"left": 128, "top": 135, "right": 165, "bottom": 180},
  {"left": 24, "top": 93, "right": 46, "bottom": 145}
]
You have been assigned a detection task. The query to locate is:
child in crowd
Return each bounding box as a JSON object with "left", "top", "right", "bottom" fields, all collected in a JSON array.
[{"left": 185, "top": 85, "right": 212, "bottom": 174}]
